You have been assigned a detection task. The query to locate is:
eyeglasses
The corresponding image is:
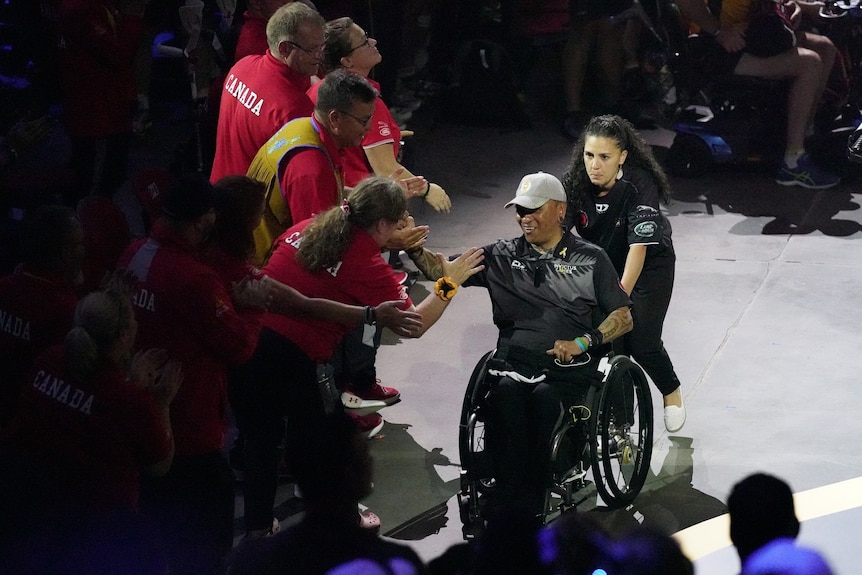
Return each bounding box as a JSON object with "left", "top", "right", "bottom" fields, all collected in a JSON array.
[
  {"left": 515, "top": 205, "right": 540, "bottom": 218},
  {"left": 287, "top": 40, "right": 325, "bottom": 55},
  {"left": 339, "top": 109, "right": 373, "bottom": 128},
  {"left": 346, "top": 33, "right": 371, "bottom": 54}
]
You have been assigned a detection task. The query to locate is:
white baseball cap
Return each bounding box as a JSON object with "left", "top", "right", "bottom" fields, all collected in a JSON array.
[{"left": 504, "top": 172, "right": 566, "bottom": 210}]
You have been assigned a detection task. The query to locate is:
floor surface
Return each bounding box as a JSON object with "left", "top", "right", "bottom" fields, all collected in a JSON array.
[
  {"left": 104, "top": 70, "right": 862, "bottom": 573},
  {"left": 346, "top": 112, "right": 862, "bottom": 572}
]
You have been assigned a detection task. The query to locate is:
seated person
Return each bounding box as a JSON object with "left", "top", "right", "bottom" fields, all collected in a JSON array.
[
  {"left": 675, "top": 0, "right": 840, "bottom": 189},
  {"left": 405, "top": 172, "right": 632, "bottom": 515}
]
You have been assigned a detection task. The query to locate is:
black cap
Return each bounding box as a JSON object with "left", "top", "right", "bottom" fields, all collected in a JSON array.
[{"left": 161, "top": 174, "right": 215, "bottom": 221}]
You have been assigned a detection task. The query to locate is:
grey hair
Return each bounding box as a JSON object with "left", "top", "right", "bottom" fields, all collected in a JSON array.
[{"left": 266, "top": 2, "right": 325, "bottom": 55}]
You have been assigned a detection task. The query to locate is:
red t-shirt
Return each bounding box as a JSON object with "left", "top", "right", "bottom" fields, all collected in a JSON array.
[
  {"left": 262, "top": 219, "right": 412, "bottom": 362},
  {"left": 279, "top": 119, "right": 346, "bottom": 223},
  {"left": 210, "top": 51, "right": 314, "bottom": 182},
  {"left": 233, "top": 11, "right": 268, "bottom": 63},
  {"left": 307, "top": 77, "right": 401, "bottom": 188},
  {"left": 2, "top": 345, "right": 172, "bottom": 511},
  {"left": 58, "top": 0, "right": 143, "bottom": 138},
  {"left": 0, "top": 267, "right": 79, "bottom": 424},
  {"left": 117, "top": 222, "right": 260, "bottom": 455}
]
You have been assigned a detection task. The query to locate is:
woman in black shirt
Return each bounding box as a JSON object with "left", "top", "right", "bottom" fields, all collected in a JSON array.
[{"left": 562, "top": 114, "right": 685, "bottom": 432}]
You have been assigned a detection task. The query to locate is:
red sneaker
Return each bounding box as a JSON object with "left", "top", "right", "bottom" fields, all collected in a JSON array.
[
  {"left": 341, "top": 380, "right": 401, "bottom": 410},
  {"left": 348, "top": 412, "right": 385, "bottom": 439}
]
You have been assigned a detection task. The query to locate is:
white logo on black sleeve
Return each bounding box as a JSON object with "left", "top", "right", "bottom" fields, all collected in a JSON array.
[{"left": 634, "top": 222, "right": 658, "bottom": 237}]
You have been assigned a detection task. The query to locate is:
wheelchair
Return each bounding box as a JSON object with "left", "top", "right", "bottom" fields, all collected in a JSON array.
[{"left": 457, "top": 349, "right": 654, "bottom": 539}]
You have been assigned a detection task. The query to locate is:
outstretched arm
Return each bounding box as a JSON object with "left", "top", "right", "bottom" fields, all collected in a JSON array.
[
  {"left": 384, "top": 215, "right": 429, "bottom": 252},
  {"left": 265, "top": 279, "right": 421, "bottom": 336},
  {"left": 404, "top": 248, "right": 485, "bottom": 337},
  {"left": 404, "top": 246, "right": 446, "bottom": 281},
  {"left": 367, "top": 144, "right": 452, "bottom": 213}
]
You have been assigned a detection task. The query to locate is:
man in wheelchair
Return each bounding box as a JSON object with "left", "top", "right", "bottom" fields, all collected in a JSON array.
[{"left": 404, "top": 172, "right": 633, "bottom": 516}]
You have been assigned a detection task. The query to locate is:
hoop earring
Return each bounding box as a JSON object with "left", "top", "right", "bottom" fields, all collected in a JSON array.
[{"left": 616, "top": 166, "right": 623, "bottom": 181}]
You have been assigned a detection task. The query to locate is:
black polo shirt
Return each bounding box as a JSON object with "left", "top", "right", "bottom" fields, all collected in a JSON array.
[{"left": 463, "top": 232, "right": 631, "bottom": 360}]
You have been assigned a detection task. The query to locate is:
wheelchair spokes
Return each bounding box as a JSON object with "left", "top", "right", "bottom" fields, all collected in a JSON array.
[
  {"left": 590, "top": 357, "right": 653, "bottom": 508},
  {"left": 458, "top": 350, "right": 654, "bottom": 539}
]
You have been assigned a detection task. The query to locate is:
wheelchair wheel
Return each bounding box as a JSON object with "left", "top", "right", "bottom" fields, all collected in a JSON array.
[
  {"left": 458, "top": 350, "right": 495, "bottom": 471},
  {"left": 458, "top": 350, "right": 496, "bottom": 538},
  {"left": 589, "top": 355, "right": 653, "bottom": 508}
]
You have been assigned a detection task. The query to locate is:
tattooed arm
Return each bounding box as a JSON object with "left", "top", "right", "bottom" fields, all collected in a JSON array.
[
  {"left": 404, "top": 246, "right": 446, "bottom": 281},
  {"left": 597, "top": 306, "right": 633, "bottom": 345},
  {"left": 546, "top": 306, "right": 633, "bottom": 363}
]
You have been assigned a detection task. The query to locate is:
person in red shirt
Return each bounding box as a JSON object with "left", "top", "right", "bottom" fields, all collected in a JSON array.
[
  {"left": 210, "top": 2, "right": 324, "bottom": 182},
  {"left": 309, "top": 16, "right": 451, "bottom": 211},
  {"left": 308, "top": 18, "right": 453, "bottom": 414},
  {"left": 57, "top": 0, "right": 144, "bottom": 206},
  {"left": 234, "top": 0, "right": 318, "bottom": 62},
  {"left": 245, "top": 68, "right": 388, "bottom": 263},
  {"left": 205, "top": 175, "right": 422, "bottom": 510},
  {"left": 0, "top": 205, "right": 84, "bottom": 427},
  {"left": 206, "top": 175, "right": 422, "bottom": 333},
  {"left": 117, "top": 174, "right": 263, "bottom": 575},
  {"left": 231, "top": 176, "right": 484, "bottom": 540},
  {"left": 0, "top": 285, "right": 180, "bottom": 574}
]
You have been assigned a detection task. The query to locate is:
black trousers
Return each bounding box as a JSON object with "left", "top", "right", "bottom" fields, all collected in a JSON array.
[
  {"left": 140, "top": 452, "right": 235, "bottom": 575},
  {"left": 626, "top": 250, "right": 682, "bottom": 396},
  {"left": 230, "top": 328, "right": 326, "bottom": 533},
  {"left": 486, "top": 374, "right": 591, "bottom": 515},
  {"left": 332, "top": 321, "right": 382, "bottom": 393}
]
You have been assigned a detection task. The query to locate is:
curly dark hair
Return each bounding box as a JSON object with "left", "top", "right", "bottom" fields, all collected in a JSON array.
[{"left": 562, "top": 114, "right": 671, "bottom": 212}]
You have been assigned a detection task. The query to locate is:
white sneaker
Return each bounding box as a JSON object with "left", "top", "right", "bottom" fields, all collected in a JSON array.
[{"left": 664, "top": 395, "right": 686, "bottom": 432}]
